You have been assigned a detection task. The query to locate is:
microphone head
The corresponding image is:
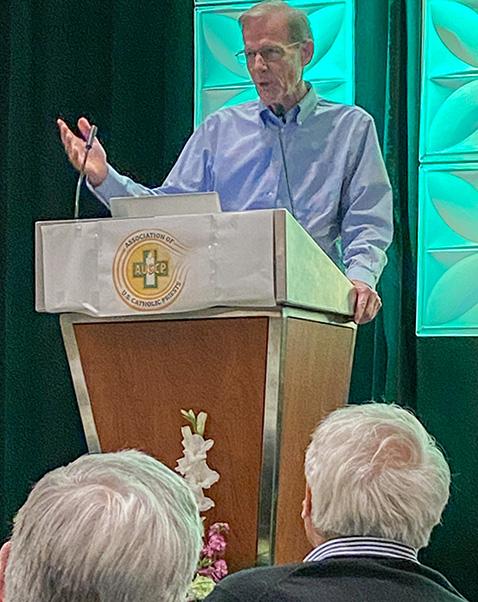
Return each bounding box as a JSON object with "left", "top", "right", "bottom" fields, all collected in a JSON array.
[
  {"left": 272, "top": 103, "right": 285, "bottom": 114},
  {"left": 86, "top": 125, "right": 98, "bottom": 148},
  {"left": 271, "top": 103, "right": 286, "bottom": 123}
]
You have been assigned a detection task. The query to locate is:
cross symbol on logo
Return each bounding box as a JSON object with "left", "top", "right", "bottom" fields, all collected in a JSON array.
[{"left": 132, "top": 249, "right": 168, "bottom": 289}]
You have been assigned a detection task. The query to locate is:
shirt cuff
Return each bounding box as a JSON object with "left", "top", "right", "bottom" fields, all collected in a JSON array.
[
  {"left": 346, "top": 266, "right": 376, "bottom": 290},
  {"left": 86, "top": 165, "right": 127, "bottom": 208}
]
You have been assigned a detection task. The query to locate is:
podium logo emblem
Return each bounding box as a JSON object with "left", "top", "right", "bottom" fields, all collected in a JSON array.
[{"left": 113, "top": 229, "right": 188, "bottom": 311}]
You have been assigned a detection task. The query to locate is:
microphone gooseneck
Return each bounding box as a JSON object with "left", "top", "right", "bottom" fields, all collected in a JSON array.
[
  {"left": 74, "top": 125, "right": 98, "bottom": 219},
  {"left": 275, "top": 109, "right": 296, "bottom": 218}
]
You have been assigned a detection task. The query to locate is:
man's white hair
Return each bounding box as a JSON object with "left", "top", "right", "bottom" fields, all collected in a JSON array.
[
  {"left": 239, "top": 1, "right": 313, "bottom": 43},
  {"left": 5, "top": 450, "right": 203, "bottom": 602},
  {"left": 305, "top": 403, "right": 451, "bottom": 549}
]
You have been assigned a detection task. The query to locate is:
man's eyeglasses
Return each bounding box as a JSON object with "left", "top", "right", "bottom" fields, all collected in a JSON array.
[{"left": 235, "top": 42, "right": 302, "bottom": 65}]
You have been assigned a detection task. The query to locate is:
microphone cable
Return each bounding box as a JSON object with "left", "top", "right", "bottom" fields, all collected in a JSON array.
[
  {"left": 74, "top": 124, "right": 98, "bottom": 219},
  {"left": 274, "top": 106, "right": 297, "bottom": 219}
]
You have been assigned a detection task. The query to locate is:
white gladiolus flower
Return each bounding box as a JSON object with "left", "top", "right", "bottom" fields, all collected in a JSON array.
[{"left": 176, "top": 425, "right": 219, "bottom": 512}]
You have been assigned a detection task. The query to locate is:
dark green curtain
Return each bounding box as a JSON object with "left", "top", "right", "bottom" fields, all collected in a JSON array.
[
  {"left": 351, "top": 0, "right": 417, "bottom": 405},
  {"left": 0, "top": 0, "right": 194, "bottom": 538},
  {"left": 1, "top": 1, "right": 477, "bottom": 600},
  {"left": 353, "top": 2, "right": 478, "bottom": 599}
]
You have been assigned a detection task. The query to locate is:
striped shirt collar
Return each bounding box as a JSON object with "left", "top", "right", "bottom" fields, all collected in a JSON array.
[{"left": 304, "top": 536, "right": 419, "bottom": 564}]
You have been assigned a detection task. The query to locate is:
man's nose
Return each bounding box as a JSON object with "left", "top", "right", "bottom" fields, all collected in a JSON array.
[{"left": 252, "top": 52, "right": 267, "bottom": 70}]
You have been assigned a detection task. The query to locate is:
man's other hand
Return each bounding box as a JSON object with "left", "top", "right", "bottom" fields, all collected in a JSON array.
[
  {"left": 57, "top": 117, "right": 108, "bottom": 188},
  {"left": 352, "top": 279, "right": 382, "bottom": 324}
]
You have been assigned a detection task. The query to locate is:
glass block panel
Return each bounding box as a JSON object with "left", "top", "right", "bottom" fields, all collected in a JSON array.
[
  {"left": 194, "top": 1, "right": 354, "bottom": 124},
  {"left": 417, "top": 164, "right": 478, "bottom": 336},
  {"left": 420, "top": 0, "right": 478, "bottom": 162}
]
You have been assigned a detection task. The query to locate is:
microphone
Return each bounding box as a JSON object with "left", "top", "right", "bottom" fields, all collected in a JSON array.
[
  {"left": 74, "top": 124, "right": 98, "bottom": 219},
  {"left": 273, "top": 107, "right": 296, "bottom": 217},
  {"left": 272, "top": 103, "right": 286, "bottom": 122}
]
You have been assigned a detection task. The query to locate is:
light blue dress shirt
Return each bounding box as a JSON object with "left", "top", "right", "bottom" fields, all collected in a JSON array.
[{"left": 92, "top": 86, "right": 393, "bottom": 288}]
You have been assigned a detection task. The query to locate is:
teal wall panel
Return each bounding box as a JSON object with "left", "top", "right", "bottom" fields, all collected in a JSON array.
[
  {"left": 417, "top": 165, "right": 478, "bottom": 335},
  {"left": 194, "top": 1, "right": 354, "bottom": 125},
  {"left": 417, "top": 0, "right": 478, "bottom": 336},
  {"left": 420, "top": 0, "right": 478, "bottom": 163}
]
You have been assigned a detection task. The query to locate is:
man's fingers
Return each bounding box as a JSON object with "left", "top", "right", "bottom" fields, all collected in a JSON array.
[
  {"left": 352, "top": 281, "right": 382, "bottom": 325},
  {"left": 354, "top": 292, "right": 368, "bottom": 324},
  {"left": 363, "top": 302, "right": 378, "bottom": 324},
  {"left": 77, "top": 117, "right": 92, "bottom": 140},
  {"left": 57, "top": 119, "right": 76, "bottom": 151},
  {"left": 358, "top": 293, "right": 382, "bottom": 324},
  {"left": 57, "top": 118, "right": 85, "bottom": 170},
  {"left": 56, "top": 116, "right": 107, "bottom": 185},
  {"left": 57, "top": 119, "right": 69, "bottom": 146}
]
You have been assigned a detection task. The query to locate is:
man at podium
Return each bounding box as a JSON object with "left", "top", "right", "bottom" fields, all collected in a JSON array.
[{"left": 57, "top": 0, "right": 393, "bottom": 325}]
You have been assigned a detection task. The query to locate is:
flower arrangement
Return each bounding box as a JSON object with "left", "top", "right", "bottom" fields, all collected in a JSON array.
[
  {"left": 176, "top": 410, "right": 230, "bottom": 601},
  {"left": 189, "top": 522, "right": 230, "bottom": 599},
  {"left": 175, "top": 410, "right": 219, "bottom": 512}
]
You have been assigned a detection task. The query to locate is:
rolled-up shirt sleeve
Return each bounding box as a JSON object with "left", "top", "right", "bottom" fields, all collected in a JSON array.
[{"left": 340, "top": 114, "right": 393, "bottom": 289}]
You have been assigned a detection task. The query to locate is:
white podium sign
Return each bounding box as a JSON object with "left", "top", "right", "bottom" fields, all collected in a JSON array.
[{"left": 36, "top": 211, "right": 276, "bottom": 316}]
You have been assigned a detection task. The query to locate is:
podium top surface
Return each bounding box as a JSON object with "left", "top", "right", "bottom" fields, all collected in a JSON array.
[{"left": 36, "top": 209, "right": 354, "bottom": 318}]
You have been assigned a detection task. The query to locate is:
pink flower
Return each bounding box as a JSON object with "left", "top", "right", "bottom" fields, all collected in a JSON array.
[
  {"left": 201, "top": 543, "right": 214, "bottom": 559},
  {"left": 211, "top": 559, "right": 228, "bottom": 582},
  {"left": 198, "top": 559, "right": 228, "bottom": 583},
  {"left": 208, "top": 522, "right": 230, "bottom": 537},
  {"left": 203, "top": 533, "right": 226, "bottom": 556}
]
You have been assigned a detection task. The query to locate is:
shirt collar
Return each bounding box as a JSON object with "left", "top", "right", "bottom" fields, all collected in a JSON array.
[
  {"left": 304, "top": 536, "right": 419, "bottom": 564},
  {"left": 258, "top": 83, "right": 317, "bottom": 127}
]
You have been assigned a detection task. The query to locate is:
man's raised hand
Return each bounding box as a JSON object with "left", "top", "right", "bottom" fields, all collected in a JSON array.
[{"left": 57, "top": 117, "right": 108, "bottom": 188}]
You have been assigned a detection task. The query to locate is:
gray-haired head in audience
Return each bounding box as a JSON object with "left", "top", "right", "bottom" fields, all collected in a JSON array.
[
  {"left": 0, "top": 449, "right": 203, "bottom": 602},
  {"left": 303, "top": 403, "right": 451, "bottom": 549}
]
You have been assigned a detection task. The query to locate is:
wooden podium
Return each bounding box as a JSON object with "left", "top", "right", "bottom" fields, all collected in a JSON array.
[{"left": 36, "top": 209, "right": 357, "bottom": 572}]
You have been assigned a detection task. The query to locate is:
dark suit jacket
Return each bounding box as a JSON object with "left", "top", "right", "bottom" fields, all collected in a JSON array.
[{"left": 205, "top": 557, "right": 468, "bottom": 601}]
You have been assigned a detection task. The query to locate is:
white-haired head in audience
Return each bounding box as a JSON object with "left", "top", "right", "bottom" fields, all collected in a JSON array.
[
  {"left": 0, "top": 449, "right": 203, "bottom": 602},
  {"left": 303, "top": 403, "right": 451, "bottom": 549}
]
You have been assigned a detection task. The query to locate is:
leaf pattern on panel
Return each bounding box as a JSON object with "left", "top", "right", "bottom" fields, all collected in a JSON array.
[
  {"left": 315, "top": 79, "right": 345, "bottom": 94},
  {"left": 203, "top": 14, "right": 249, "bottom": 80},
  {"left": 429, "top": 79, "right": 478, "bottom": 151},
  {"left": 431, "top": 0, "right": 478, "bottom": 66},
  {"left": 202, "top": 87, "right": 258, "bottom": 119},
  {"left": 306, "top": 5, "right": 345, "bottom": 69},
  {"left": 221, "top": 87, "right": 258, "bottom": 109},
  {"left": 428, "top": 171, "right": 478, "bottom": 242},
  {"left": 425, "top": 252, "right": 478, "bottom": 324},
  {"left": 460, "top": 0, "right": 478, "bottom": 10},
  {"left": 431, "top": 74, "right": 476, "bottom": 90}
]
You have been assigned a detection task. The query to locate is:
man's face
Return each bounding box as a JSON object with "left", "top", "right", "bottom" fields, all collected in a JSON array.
[{"left": 241, "top": 13, "right": 313, "bottom": 111}]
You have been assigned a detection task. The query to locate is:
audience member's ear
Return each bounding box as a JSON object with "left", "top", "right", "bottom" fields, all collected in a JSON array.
[
  {"left": 302, "top": 485, "right": 315, "bottom": 545},
  {"left": 0, "top": 541, "right": 11, "bottom": 602},
  {"left": 302, "top": 486, "right": 326, "bottom": 548},
  {"left": 301, "top": 485, "right": 312, "bottom": 520}
]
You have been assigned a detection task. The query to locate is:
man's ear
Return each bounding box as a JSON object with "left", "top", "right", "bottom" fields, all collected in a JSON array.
[
  {"left": 0, "top": 541, "right": 11, "bottom": 602},
  {"left": 302, "top": 486, "right": 327, "bottom": 547},
  {"left": 301, "top": 484, "right": 312, "bottom": 520},
  {"left": 301, "top": 40, "right": 314, "bottom": 67}
]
